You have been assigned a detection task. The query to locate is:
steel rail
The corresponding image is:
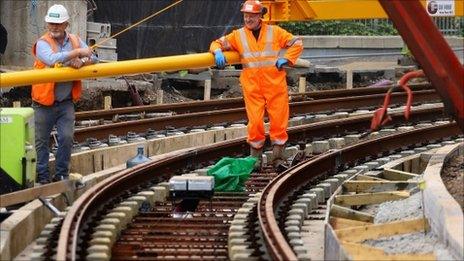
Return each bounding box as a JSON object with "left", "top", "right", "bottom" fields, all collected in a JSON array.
[
  {"left": 75, "top": 84, "right": 433, "bottom": 121},
  {"left": 258, "top": 122, "right": 461, "bottom": 260},
  {"left": 73, "top": 90, "right": 440, "bottom": 142},
  {"left": 56, "top": 106, "right": 447, "bottom": 260}
]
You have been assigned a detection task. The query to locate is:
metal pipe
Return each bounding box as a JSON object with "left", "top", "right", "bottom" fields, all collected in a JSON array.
[{"left": 0, "top": 52, "right": 241, "bottom": 88}]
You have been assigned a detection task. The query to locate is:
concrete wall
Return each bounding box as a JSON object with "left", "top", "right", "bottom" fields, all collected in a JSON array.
[
  {"left": 300, "top": 35, "right": 464, "bottom": 49},
  {"left": 299, "top": 35, "right": 464, "bottom": 63},
  {"left": 0, "top": 0, "right": 87, "bottom": 67}
]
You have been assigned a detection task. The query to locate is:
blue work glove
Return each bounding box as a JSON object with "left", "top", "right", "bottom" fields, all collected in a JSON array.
[
  {"left": 214, "top": 50, "right": 226, "bottom": 69},
  {"left": 275, "top": 58, "right": 289, "bottom": 70}
]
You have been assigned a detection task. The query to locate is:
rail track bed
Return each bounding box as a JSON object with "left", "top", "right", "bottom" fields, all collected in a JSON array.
[
  {"left": 64, "top": 85, "right": 440, "bottom": 149},
  {"left": 4, "top": 83, "right": 462, "bottom": 260},
  {"left": 43, "top": 104, "right": 461, "bottom": 260}
]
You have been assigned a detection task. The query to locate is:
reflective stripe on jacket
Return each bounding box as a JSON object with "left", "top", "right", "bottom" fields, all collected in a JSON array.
[
  {"left": 31, "top": 33, "right": 82, "bottom": 106},
  {"left": 210, "top": 23, "right": 303, "bottom": 148}
]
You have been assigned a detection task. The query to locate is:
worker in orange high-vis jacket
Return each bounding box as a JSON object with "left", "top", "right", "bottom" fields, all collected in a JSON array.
[
  {"left": 210, "top": 0, "right": 303, "bottom": 170},
  {"left": 32, "top": 4, "right": 98, "bottom": 184}
]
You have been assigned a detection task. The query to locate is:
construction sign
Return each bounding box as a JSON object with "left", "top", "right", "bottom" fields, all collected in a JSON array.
[{"left": 426, "top": 0, "right": 455, "bottom": 16}]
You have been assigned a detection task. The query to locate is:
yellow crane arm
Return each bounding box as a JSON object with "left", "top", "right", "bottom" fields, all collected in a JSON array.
[{"left": 261, "top": 0, "right": 463, "bottom": 21}]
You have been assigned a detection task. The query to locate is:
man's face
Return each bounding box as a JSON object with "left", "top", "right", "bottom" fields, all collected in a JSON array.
[
  {"left": 243, "top": 12, "right": 261, "bottom": 30},
  {"left": 47, "top": 22, "right": 68, "bottom": 39}
]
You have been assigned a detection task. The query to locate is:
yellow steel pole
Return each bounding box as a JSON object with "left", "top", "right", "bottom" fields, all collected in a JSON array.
[{"left": 0, "top": 52, "right": 241, "bottom": 88}]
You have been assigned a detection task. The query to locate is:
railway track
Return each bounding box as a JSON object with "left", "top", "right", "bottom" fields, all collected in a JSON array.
[
  {"left": 69, "top": 88, "right": 440, "bottom": 144},
  {"left": 45, "top": 105, "right": 460, "bottom": 260},
  {"left": 258, "top": 122, "right": 461, "bottom": 260},
  {"left": 75, "top": 83, "right": 433, "bottom": 122}
]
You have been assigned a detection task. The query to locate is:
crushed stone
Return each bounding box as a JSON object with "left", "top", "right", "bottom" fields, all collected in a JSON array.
[
  {"left": 363, "top": 232, "right": 456, "bottom": 260},
  {"left": 374, "top": 191, "right": 423, "bottom": 223}
]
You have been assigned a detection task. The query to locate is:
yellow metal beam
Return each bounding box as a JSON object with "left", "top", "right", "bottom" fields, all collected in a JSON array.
[
  {"left": 263, "top": 0, "right": 463, "bottom": 21},
  {"left": 0, "top": 52, "right": 241, "bottom": 88}
]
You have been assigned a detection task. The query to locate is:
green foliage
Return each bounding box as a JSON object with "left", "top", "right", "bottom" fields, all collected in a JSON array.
[
  {"left": 279, "top": 20, "right": 398, "bottom": 36},
  {"left": 460, "top": 18, "right": 464, "bottom": 37}
]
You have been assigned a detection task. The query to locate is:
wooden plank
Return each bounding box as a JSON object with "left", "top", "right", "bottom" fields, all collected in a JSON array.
[
  {"left": 330, "top": 217, "right": 370, "bottom": 230},
  {"left": 335, "top": 190, "right": 410, "bottom": 206},
  {"left": 341, "top": 241, "right": 435, "bottom": 260},
  {"left": 403, "top": 159, "right": 412, "bottom": 172},
  {"left": 330, "top": 204, "right": 374, "bottom": 223},
  {"left": 0, "top": 180, "right": 75, "bottom": 207},
  {"left": 298, "top": 76, "right": 306, "bottom": 93},
  {"left": 343, "top": 180, "right": 417, "bottom": 193},
  {"left": 93, "top": 150, "right": 107, "bottom": 172},
  {"left": 355, "top": 175, "right": 389, "bottom": 181},
  {"left": 103, "top": 96, "right": 112, "bottom": 110},
  {"left": 204, "top": 79, "right": 211, "bottom": 100},
  {"left": 336, "top": 218, "right": 428, "bottom": 242},
  {"left": 346, "top": 69, "right": 353, "bottom": 89},
  {"left": 70, "top": 151, "right": 95, "bottom": 175},
  {"left": 156, "top": 89, "right": 164, "bottom": 104},
  {"left": 342, "top": 241, "right": 387, "bottom": 256},
  {"left": 411, "top": 157, "right": 421, "bottom": 174},
  {"left": 383, "top": 168, "right": 419, "bottom": 181}
]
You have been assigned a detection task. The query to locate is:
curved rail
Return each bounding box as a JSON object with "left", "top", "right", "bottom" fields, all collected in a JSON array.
[
  {"left": 258, "top": 122, "right": 461, "bottom": 260},
  {"left": 56, "top": 106, "right": 448, "bottom": 260}
]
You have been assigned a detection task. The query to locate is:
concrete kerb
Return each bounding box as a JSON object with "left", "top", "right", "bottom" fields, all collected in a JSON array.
[
  {"left": 324, "top": 174, "right": 349, "bottom": 260},
  {"left": 59, "top": 123, "right": 249, "bottom": 176},
  {"left": 423, "top": 143, "right": 464, "bottom": 260}
]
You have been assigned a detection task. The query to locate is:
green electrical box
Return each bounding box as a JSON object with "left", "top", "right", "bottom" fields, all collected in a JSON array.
[{"left": 0, "top": 108, "right": 36, "bottom": 194}]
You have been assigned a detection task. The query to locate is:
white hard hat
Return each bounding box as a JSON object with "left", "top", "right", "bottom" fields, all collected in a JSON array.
[{"left": 45, "top": 4, "right": 70, "bottom": 23}]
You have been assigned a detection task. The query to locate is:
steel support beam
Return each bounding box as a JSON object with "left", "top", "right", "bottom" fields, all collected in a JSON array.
[{"left": 379, "top": 0, "right": 463, "bottom": 131}]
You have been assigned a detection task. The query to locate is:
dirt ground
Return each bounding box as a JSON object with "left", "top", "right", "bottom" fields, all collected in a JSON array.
[{"left": 441, "top": 154, "right": 464, "bottom": 210}]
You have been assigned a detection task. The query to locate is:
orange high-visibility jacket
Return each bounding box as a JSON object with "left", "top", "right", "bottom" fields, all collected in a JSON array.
[
  {"left": 210, "top": 22, "right": 303, "bottom": 148},
  {"left": 31, "top": 33, "right": 82, "bottom": 106}
]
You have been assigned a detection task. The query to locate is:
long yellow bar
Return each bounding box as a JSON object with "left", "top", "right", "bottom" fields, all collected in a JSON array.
[{"left": 0, "top": 52, "right": 241, "bottom": 88}]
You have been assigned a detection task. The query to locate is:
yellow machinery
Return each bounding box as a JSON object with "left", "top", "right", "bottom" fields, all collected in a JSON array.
[
  {"left": 0, "top": 108, "right": 36, "bottom": 193},
  {"left": 261, "top": 0, "right": 463, "bottom": 21}
]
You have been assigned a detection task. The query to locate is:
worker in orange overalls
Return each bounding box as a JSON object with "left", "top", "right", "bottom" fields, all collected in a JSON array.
[{"left": 210, "top": 0, "right": 303, "bottom": 170}]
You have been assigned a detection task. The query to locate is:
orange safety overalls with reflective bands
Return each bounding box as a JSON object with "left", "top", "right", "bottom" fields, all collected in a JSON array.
[
  {"left": 31, "top": 33, "right": 82, "bottom": 106},
  {"left": 210, "top": 22, "right": 303, "bottom": 149}
]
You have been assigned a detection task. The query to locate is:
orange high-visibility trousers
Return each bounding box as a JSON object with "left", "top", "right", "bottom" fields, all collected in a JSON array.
[
  {"left": 210, "top": 23, "right": 302, "bottom": 149},
  {"left": 241, "top": 66, "right": 289, "bottom": 149}
]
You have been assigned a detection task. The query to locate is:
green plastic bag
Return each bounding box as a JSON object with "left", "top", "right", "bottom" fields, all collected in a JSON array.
[{"left": 207, "top": 157, "right": 257, "bottom": 192}]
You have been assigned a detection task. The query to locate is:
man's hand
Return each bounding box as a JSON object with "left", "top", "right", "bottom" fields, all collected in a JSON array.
[
  {"left": 214, "top": 49, "right": 226, "bottom": 69},
  {"left": 78, "top": 47, "right": 93, "bottom": 57},
  {"left": 275, "top": 58, "right": 288, "bottom": 70},
  {"left": 69, "top": 57, "right": 84, "bottom": 69}
]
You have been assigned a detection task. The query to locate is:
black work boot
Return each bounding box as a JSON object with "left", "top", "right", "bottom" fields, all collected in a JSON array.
[
  {"left": 37, "top": 174, "right": 51, "bottom": 185},
  {"left": 272, "top": 145, "right": 288, "bottom": 172},
  {"left": 52, "top": 175, "right": 68, "bottom": 182},
  {"left": 250, "top": 147, "right": 263, "bottom": 171}
]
